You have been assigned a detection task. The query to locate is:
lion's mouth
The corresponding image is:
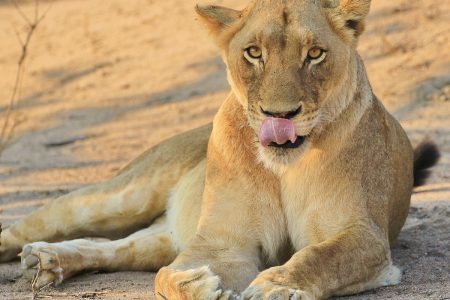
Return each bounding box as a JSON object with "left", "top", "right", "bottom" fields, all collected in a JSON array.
[
  {"left": 268, "top": 135, "right": 306, "bottom": 149},
  {"left": 259, "top": 118, "right": 308, "bottom": 149}
]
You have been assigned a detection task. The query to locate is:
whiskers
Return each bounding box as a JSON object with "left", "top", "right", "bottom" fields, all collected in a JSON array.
[{"left": 317, "top": 109, "right": 337, "bottom": 124}]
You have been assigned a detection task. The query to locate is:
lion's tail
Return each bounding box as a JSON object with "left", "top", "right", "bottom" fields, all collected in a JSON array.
[{"left": 413, "top": 140, "right": 440, "bottom": 187}]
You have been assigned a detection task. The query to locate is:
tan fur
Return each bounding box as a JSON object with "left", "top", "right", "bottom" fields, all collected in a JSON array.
[{"left": 0, "top": 1, "right": 416, "bottom": 299}]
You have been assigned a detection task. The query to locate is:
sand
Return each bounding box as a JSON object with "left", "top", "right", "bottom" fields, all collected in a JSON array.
[{"left": 0, "top": 0, "right": 449, "bottom": 299}]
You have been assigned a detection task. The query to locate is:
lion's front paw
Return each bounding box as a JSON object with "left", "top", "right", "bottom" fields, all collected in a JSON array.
[
  {"left": 21, "top": 242, "right": 66, "bottom": 289},
  {"left": 242, "top": 284, "right": 310, "bottom": 300},
  {"left": 0, "top": 229, "right": 21, "bottom": 262},
  {"left": 21, "top": 241, "right": 89, "bottom": 291},
  {"left": 155, "top": 266, "right": 236, "bottom": 300},
  {"left": 241, "top": 268, "right": 313, "bottom": 300},
  {"left": 0, "top": 246, "right": 19, "bottom": 263}
]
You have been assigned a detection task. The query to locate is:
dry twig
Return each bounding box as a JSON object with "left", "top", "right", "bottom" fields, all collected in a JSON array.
[{"left": 0, "top": 0, "right": 52, "bottom": 156}]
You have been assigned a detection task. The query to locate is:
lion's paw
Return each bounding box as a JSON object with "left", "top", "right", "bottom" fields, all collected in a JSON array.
[
  {"left": 0, "top": 228, "right": 22, "bottom": 262},
  {"left": 155, "top": 266, "right": 236, "bottom": 300},
  {"left": 242, "top": 282, "right": 313, "bottom": 300},
  {"left": 21, "top": 242, "right": 69, "bottom": 289},
  {"left": 242, "top": 286, "right": 310, "bottom": 300},
  {"left": 0, "top": 246, "right": 20, "bottom": 263}
]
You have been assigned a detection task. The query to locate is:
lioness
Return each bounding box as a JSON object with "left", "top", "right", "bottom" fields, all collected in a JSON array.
[{"left": 0, "top": 0, "right": 440, "bottom": 299}]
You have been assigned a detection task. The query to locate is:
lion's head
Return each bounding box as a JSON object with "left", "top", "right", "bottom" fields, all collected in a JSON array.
[{"left": 196, "top": 0, "right": 371, "bottom": 169}]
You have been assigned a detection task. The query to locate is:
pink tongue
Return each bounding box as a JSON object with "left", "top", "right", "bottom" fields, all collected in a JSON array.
[{"left": 259, "top": 118, "right": 297, "bottom": 147}]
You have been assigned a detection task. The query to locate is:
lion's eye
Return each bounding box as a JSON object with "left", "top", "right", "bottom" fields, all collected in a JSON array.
[
  {"left": 307, "top": 47, "right": 326, "bottom": 61},
  {"left": 245, "top": 46, "right": 262, "bottom": 61}
]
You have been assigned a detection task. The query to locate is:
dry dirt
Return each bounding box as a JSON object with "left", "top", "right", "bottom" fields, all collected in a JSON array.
[{"left": 0, "top": 0, "right": 449, "bottom": 299}]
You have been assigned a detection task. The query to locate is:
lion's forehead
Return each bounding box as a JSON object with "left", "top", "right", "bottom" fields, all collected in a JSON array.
[
  {"left": 242, "top": 1, "right": 331, "bottom": 48},
  {"left": 249, "top": 0, "right": 320, "bottom": 11},
  {"left": 248, "top": 0, "right": 325, "bottom": 23}
]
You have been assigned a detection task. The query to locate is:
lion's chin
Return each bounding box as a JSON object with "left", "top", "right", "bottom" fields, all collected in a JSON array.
[{"left": 257, "top": 139, "right": 310, "bottom": 174}]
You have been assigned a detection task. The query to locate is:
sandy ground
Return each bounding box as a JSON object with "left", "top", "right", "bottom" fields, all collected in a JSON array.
[{"left": 0, "top": 0, "right": 449, "bottom": 299}]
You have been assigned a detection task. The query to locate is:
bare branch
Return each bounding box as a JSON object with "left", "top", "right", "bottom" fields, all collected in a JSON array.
[
  {"left": 11, "top": 24, "right": 25, "bottom": 46},
  {"left": 34, "top": 0, "right": 39, "bottom": 22},
  {"left": 37, "top": 2, "right": 53, "bottom": 23},
  {"left": 0, "top": 0, "right": 52, "bottom": 157},
  {"left": 11, "top": 0, "right": 32, "bottom": 26}
]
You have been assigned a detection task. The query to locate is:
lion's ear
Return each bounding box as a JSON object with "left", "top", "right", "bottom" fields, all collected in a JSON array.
[
  {"left": 325, "top": 0, "right": 371, "bottom": 41},
  {"left": 339, "top": 0, "right": 371, "bottom": 37},
  {"left": 195, "top": 4, "right": 241, "bottom": 37}
]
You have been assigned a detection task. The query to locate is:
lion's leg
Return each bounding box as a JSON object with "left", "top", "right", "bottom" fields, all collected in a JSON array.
[
  {"left": 0, "top": 169, "right": 169, "bottom": 262},
  {"left": 0, "top": 124, "right": 211, "bottom": 262},
  {"left": 21, "top": 216, "right": 176, "bottom": 289},
  {"left": 242, "top": 225, "right": 396, "bottom": 300},
  {"left": 1, "top": 181, "right": 156, "bottom": 262}
]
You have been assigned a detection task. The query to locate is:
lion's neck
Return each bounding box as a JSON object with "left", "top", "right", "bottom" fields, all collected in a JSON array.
[
  {"left": 310, "top": 55, "right": 374, "bottom": 152},
  {"left": 210, "top": 94, "right": 276, "bottom": 178}
]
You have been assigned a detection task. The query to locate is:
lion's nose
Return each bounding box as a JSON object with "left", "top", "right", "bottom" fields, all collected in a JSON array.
[{"left": 260, "top": 105, "right": 302, "bottom": 119}]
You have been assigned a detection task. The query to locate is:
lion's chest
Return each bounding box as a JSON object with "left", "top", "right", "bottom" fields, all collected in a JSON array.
[
  {"left": 280, "top": 176, "right": 313, "bottom": 251},
  {"left": 257, "top": 193, "right": 293, "bottom": 267},
  {"left": 279, "top": 161, "right": 363, "bottom": 251}
]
